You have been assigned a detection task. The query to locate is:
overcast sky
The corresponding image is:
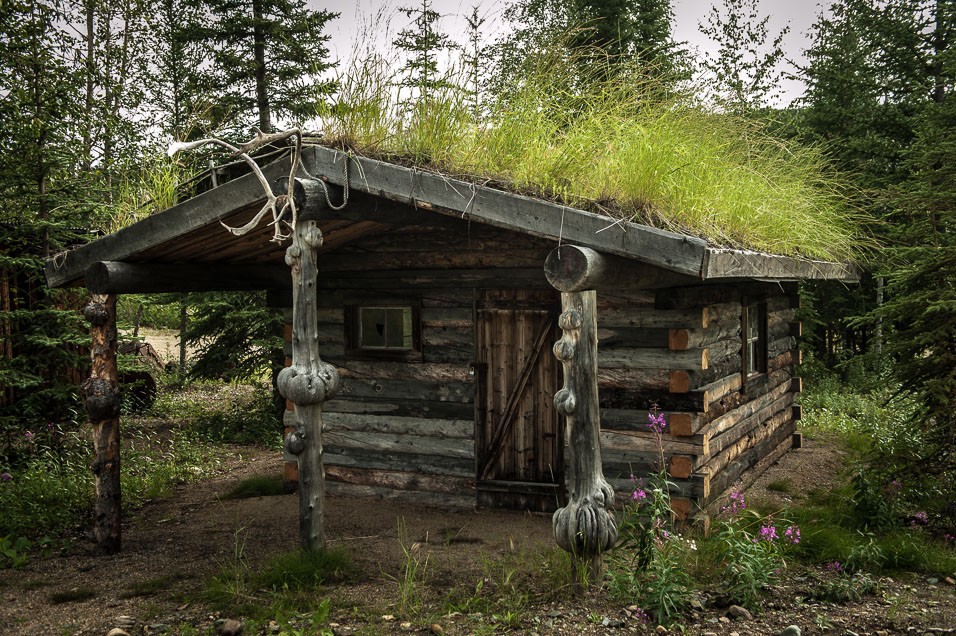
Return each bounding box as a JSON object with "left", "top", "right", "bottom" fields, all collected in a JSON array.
[{"left": 314, "top": 0, "right": 829, "bottom": 105}]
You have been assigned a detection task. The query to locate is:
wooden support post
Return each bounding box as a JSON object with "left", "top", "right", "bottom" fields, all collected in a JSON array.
[
  {"left": 276, "top": 212, "right": 339, "bottom": 551},
  {"left": 81, "top": 294, "right": 122, "bottom": 554},
  {"left": 551, "top": 290, "right": 618, "bottom": 588}
]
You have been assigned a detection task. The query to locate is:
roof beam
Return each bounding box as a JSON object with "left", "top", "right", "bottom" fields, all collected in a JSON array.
[
  {"left": 85, "top": 261, "right": 290, "bottom": 294},
  {"left": 303, "top": 146, "right": 710, "bottom": 278}
]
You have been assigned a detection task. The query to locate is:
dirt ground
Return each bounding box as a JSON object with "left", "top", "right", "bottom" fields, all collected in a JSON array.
[{"left": 2, "top": 434, "right": 956, "bottom": 635}]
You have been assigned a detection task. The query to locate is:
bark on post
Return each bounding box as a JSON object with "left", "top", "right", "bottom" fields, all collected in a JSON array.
[
  {"left": 276, "top": 211, "right": 338, "bottom": 551},
  {"left": 81, "top": 293, "right": 122, "bottom": 554},
  {"left": 551, "top": 289, "right": 618, "bottom": 587}
]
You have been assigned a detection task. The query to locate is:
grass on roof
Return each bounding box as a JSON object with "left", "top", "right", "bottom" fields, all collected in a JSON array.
[{"left": 318, "top": 45, "right": 862, "bottom": 262}]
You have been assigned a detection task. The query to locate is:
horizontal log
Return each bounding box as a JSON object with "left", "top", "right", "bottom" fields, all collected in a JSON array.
[
  {"left": 703, "top": 379, "right": 793, "bottom": 441},
  {"left": 599, "top": 347, "right": 709, "bottom": 371},
  {"left": 325, "top": 482, "right": 475, "bottom": 509},
  {"left": 324, "top": 430, "right": 474, "bottom": 460},
  {"left": 601, "top": 409, "right": 701, "bottom": 435},
  {"left": 423, "top": 346, "right": 474, "bottom": 365},
  {"left": 336, "top": 360, "right": 471, "bottom": 382},
  {"left": 324, "top": 446, "right": 474, "bottom": 478},
  {"left": 422, "top": 307, "right": 473, "bottom": 328},
  {"left": 599, "top": 429, "right": 705, "bottom": 456},
  {"left": 423, "top": 327, "right": 473, "bottom": 348},
  {"left": 315, "top": 268, "right": 550, "bottom": 290},
  {"left": 697, "top": 401, "right": 794, "bottom": 478},
  {"left": 323, "top": 412, "right": 473, "bottom": 439},
  {"left": 598, "top": 326, "right": 671, "bottom": 349},
  {"left": 605, "top": 472, "right": 710, "bottom": 499},
  {"left": 335, "top": 377, "right": 473, "bottom": 403},
  {"left": 669, "top": 324, "right": 740, "bottom": 350},
  {"left": 325, "top": 398, "right": 474, "bottom": 420},
  {"left": 598, "top": 368, "right": 671, "bottom": 390},
  {"left": 325, "top": 465, "right": 476, "bottom": 496},
  {"left": 705, "top": 417, "right": 795, "bottom": 506},
  {"left": 85, "top": 261, "right": 289, "bottom": 294},
  {"left": 544, "top": 245, "right": 698, "bottom": 292}
]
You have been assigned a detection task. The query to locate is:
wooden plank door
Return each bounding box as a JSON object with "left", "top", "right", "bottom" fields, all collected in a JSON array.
[{"left": 475, "top": 289, "right": 563, "bottom": 512}]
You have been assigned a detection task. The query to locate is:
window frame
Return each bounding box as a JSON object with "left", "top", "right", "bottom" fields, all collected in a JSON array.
[
  {"left": 345, "top": 300, "right": 422, "bottom": 362},
  {"left": 741, "top": 298, "right": 768, "bottom": 380}
]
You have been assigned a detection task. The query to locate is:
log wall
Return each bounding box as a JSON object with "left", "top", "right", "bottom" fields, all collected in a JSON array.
[
  {"left": 282, "top": 219, "right": 556, "bottom": 508},
  {"left": 597, "top": 283, "right": 801, "bottom": 520},
  {"left": 279, "top": 213, "right": 801, "bottom": 516}
]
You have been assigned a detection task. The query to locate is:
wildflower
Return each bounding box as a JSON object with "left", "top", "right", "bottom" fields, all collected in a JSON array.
[
  {"left": 827, "top": 561, "right": 843, "bottom": 573},
  {"left": 647, "top": 410, "right": 667, "bottom": 434},
  {"left": 631, "top": 489, "right": 647, "bottom": 502},
  {"left": 721, "top": 489, "right": 747, "bottom": 516},
  {"left": 784, "top": 525, "right": 801, "bottom": 544},
  {"left": 757, "top": 525, "right": 778, "bottom": 542},
  {"left": 24, "top": 431, "right": 35, "bottom": 442},
  {"left": 911, "top": 511, "right": 929, "bottom": 527},
  {"left": 629, "top": 607, "right": 649, "bottom": 623},
  {"left": 1, "top": 472, "right": 11, "bottom": 483}
]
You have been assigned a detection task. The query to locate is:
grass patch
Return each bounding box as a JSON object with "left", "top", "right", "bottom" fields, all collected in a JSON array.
[
  {"left": 320, "top": 41, "right": 863, "bottom": 261},
  {"left": 223, "top": 474, "right": 287, "bottom": 500},
  {"left": 766, "top": 478, "right": 792, "bottom": 494},
  {"left": 49, "top": 587, "right": 98, "bottom": 604},
  {"left": 120, "top": 574, "right": 185, "bottom": 599}
]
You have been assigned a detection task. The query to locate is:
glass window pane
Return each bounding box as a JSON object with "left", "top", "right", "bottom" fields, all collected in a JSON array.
[
  {"left": 360, "top": 307, "right": 386, "bottom": 348},
  {"left": 385, "top": 308, "right": 410, "bottom": 349}
]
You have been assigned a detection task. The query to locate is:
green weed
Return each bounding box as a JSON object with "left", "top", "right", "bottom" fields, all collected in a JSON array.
[
  {"left": 223, "top": 474, "right": 287, "bottom": 500},
  {"left": 49, "top": 587, "right": 98, "bottom": 604}
]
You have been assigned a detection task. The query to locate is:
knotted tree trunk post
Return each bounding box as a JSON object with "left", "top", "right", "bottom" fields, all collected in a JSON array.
[
  {"left": 276, "top": 205, "right": 339, "bottom": 551},
  {"left": 81, "top": 293, "right": 122, "bottom": 554},
  {"left": 550, "top": 290, "right": 618, "bottom": 587}
]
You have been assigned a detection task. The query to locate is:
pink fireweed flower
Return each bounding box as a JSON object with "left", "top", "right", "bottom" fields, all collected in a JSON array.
[
  {"left": 784, "top": 525, "right": 801, "bottom": 544},
  {"left": 827, "top": 561, "right": 843, "bottom": 573},
  {"left": 721, "top": 489, "right": 747, "bottom": 516},
  {"left": 1, "top": 472, "right": 11, "bottom": 482},
  {"left": 24, "top": 431, "right": 34, "bottom": 442},
  {"left": 632, "top": 489, "right": 647, "bottom": 502},
  {"left": 911, "top": 511, "right": 929, "bottom": 527},
  {"left": 757, "top": 525, "right": 778, "bottom": 542},
  {"left": 647, "top": 410, "right": 667, "bottom": 434}
]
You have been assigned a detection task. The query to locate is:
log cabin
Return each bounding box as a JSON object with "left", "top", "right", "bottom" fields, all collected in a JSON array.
[{"left": 45, "top": 144, "right": 857, "bottom": 557}]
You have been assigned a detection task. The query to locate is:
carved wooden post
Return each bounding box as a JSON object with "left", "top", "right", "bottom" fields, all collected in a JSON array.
[
  {"left": 276, "top": 208, "right": 338, "bottom": 551},
  {"left": 551, "top": 289, "right": 618, "bottom": 586},
  {"left": 81, "top": 293, "right": 122, "bottom": 554}
]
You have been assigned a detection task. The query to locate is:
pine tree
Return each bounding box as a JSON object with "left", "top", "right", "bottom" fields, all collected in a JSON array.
[
  {"left": 194, "top": 0, "right": 338, "bottom": 133},
  {"left": 392, "top": 0, "right": 459, "bottom": 101}
]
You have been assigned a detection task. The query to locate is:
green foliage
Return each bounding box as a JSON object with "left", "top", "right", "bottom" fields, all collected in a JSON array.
[
  {"left": 392, "top": 0, "right": 459, "bottom": 101},
  {"left": 710, "top": 503, "right": 800, "bottom": 608},
  {"left": 324, "top": 45, "right": 861, "bottom": 261},
  {"left": 698, "top": 0, "right": 790, "bottom": 113},
  {"left": 183, "top": 292, "right": 283, "bottom": 385},
  {"left": 0, "top": 535, "right": 31, "bottom": 569},
  {"left": 395, "top": 517, "right": 429, "bottom": 617},
  {"left": 154, "top": 381, "right": 282, "bottom": 448},
  {"left": 223, "top": 473, "right": 286, "bottom": 500},
  {"left": 190, "top": 0, "right": 338, "bottom": 133}
]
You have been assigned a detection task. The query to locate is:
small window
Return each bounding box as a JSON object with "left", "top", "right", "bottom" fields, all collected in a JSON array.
[
  {"left": 743, "top": 301, "right": 767, "bottom": 377},
  {"left": 346, "top": 302, "right": 421, "bottom": 361},
  {"left": 358, "top": 306, "right": 413, "bottom": 350}
]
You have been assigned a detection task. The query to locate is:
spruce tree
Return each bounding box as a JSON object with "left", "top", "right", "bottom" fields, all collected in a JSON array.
[{"left": 194, "top": 0, "right": 338, "bottom": 133}]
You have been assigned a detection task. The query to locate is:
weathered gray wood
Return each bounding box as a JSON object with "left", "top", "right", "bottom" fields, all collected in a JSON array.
[
  {"left": 314, "top": 267, "right": 550, "bottom": 290},
  {"left": 334, "top": 377, "right": 472, "bottom": 403},
  {"left": 324, "top": 429, "right": 474, "bottom": 459},
  {"left": 325, "top": 481, "right": 475, "bottom": 509},
  {"left": 551, "top": 290, "right": 617, "bottom": 583},
  {"left": 336, "top": 360, "right": 471, "bottom": 382},
  {"left": 323, "top": 398, "right": 474, "bottom": 420},
  {"left": 544, "top": 245, "right": 699, "bottom": 292},
  {"left": 598, "top": 347, "right": 710, "bottom": 370},
  {"left": 322, "top": 412, "right": 473, "bottom": 438},
  {"left": 304, "top": 146, "right": 709, "bottom": 276},
  {"left": 276, "top": 213, "right": 339, "bottom": 552},
  {"left": 325, "top": 465, "right": 476, "bottom": 496},
  {"left": 82, "top": 294, "right": 122, "bottom": 555},
  {"left": 323, "top": 447, "right": 474, "bottom": 477},
  {"left": 46, "top": 157, "right": 292, "bottom": 288},
  {"left": 703, "top": 248, "right": 859, "bottom": 281},
  {"left": 85, "top": 261, "right": 289, "bottom": 294}
]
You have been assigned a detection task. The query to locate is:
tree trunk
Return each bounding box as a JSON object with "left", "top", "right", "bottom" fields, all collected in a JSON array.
[
  {"left": 81, "top": 294, "right": 122, "bottom": 554},
  {"left": 551, "top": 290, "right": 617, "bottom": 590},
  {"left": 252, "top": 0, "right": 272, "bottom": 133},
  {"left": 277, "top": 216, "right": 338, "bottom": 551},
  {"left": 178, "top": 294, "right": 187, "bottom": 370}
]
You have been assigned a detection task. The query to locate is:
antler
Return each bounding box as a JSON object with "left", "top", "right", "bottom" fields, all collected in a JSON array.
[{"left": 168, "top": 128, "right": 303, "bottom": 243}]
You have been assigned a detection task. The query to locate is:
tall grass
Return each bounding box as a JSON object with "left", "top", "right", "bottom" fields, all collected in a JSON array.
[{"left": 320, "top": 45, "right": 862, "bottom": 262}]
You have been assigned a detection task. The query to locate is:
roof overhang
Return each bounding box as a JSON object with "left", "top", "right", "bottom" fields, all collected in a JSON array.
[{"left": 45, "top": 145, "right": 860, "bottom": 292}]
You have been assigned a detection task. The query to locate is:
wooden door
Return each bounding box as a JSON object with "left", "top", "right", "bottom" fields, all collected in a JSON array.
[{"left": 475, "top": 289, "right": 563, "bottom": 512}]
